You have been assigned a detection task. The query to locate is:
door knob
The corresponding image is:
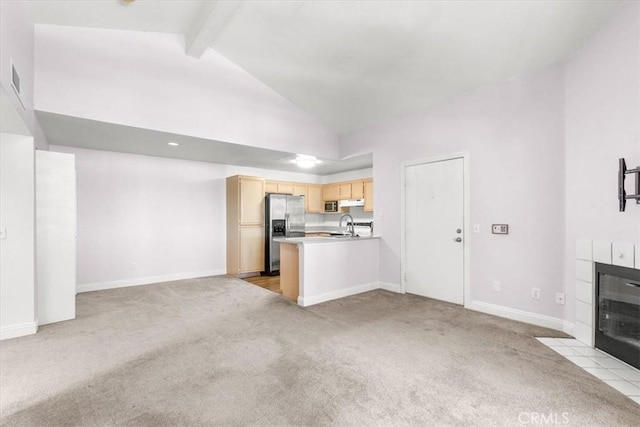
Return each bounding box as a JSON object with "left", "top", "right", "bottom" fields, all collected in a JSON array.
[
  {"left": 456, "top": 229, "right": 462, "bottom": 234},
  {"left": 455, "top": 237, "right": 462, "bottom": 242}
]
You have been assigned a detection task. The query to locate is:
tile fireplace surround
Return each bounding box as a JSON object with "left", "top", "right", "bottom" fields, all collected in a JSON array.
[{"left": 574, "top": 239, "right": 640, "bottom": 346}]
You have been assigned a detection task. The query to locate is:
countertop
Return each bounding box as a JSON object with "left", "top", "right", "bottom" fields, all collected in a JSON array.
[
  {"left": 274, "top": 236, "right": 380, "bottom": 245},
  {"left": 305, "top": 225, "right": 352, "bottom": 234},
  {"left": 304, "top": 225, "right": 372, "bottom": 235}
]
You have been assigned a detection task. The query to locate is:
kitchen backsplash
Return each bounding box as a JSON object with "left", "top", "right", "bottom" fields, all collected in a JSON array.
[{"left": 306, "top": 207, "right": 374, "bottom": 227}]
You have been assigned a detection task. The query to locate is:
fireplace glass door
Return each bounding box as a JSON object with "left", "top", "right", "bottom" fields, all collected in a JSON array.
[{"left": 595, "top": 263, "right": 640, "bottom": 370}]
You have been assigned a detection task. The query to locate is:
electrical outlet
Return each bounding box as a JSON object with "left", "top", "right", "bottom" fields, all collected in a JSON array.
[
  {"left": 555, "top": 292, "right": 565, "bottom": 305},
  {"left": 492, "top": 281, "right": 501, "bottom": 291},
  {"left": 531, "top": 287, "right": 541, "bottom": 300},
  {"left": 131, "top": 262, "right": 137, "bottom": 272},
  {"left": 473, "top": 224, "right": 480, "bottom": 233}
]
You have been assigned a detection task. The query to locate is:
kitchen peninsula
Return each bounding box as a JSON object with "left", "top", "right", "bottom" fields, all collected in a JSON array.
[
  {"left": 275, "top": 236, "right": 380, "bottom": 306},
  {"left": 226, "top": 174, "right": 373, "bottom": 278}
]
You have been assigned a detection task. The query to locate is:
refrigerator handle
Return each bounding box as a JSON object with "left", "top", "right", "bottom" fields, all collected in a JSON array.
[{"left": 285, "top": 213, "right": 290, "bottom": 235}]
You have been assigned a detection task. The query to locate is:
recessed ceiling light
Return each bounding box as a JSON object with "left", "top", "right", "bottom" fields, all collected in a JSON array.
[
  {"left": 291, "top": 154, "right": 321, "bottom": 169},
  {"left": 168, "top": 142, "right": 179, "bottom": 146}
]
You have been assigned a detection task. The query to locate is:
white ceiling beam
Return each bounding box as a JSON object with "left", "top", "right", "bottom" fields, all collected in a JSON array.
[{"left": 185, "top": 1, "right": 241, "bottom": 59}]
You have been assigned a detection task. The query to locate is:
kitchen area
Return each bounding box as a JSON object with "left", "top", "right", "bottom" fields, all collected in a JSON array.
[{"left": 226, "top": 173, "right": 378, "bottom": 303}]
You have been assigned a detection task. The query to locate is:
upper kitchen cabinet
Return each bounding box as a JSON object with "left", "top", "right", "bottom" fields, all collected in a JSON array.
[
  {"left": 238, "top": 176, "right": 265, "bottom": 225},
  {"left": 226, "top": 175, "right": 265, "bottom": 227},
  {"left": 265, "top": 181, "right": 278, "bottom": 194},
  {"left": 350, "top": 181, "right": 365, "bottom": 199},
  {"left": 323, "top": 184, "right": 340, "bottom": 201},
  {"left": 292, "top": 183, "right": 307, "bottom": 197},
  {"left": 307, "top": 185, "right": 323, "bottom": 213},
  {"left": 364, "top": 179, "right": 373, "bottom": 212},
  {"left": 265, "top": 181, "right": 320, "bottom": 213},
  {"left": 339, "top": 183, "right": 352, "bottom": 200},
  {"left": 265, "top": 181, "right": 294, "bottom": 195},
  {"left": 277, "top": 182, "right": 295, "bottom": 194}
]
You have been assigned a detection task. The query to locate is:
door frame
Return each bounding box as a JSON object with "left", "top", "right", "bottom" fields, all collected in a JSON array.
[{"left": 400, "top": 151, "right": 471, "bottom": 307}]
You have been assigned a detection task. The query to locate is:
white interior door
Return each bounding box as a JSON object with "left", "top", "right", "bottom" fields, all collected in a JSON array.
[
  {"left": 36, "top": 150, "right": 76, "bottom": 325},
  {"left": 405, "top": 157, "right": 464, "bottom": 304}
]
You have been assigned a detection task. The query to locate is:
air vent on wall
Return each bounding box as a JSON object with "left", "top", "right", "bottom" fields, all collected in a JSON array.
[{"left": 10, "top": 60, "right": 25, "bottom": 110}]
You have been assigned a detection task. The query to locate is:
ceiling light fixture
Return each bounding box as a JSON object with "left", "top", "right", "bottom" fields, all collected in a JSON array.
[
  {"left": 291, "top": 154, "right": 321, "bottom": 169},
  {"left": 168, "top": 142, "right": 179, "bottom": 146}
]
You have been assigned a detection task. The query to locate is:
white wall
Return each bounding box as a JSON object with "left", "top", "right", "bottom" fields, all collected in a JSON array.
[
  {"left": 340, "top": 65, "right": 567, "bottom": 319},
  {"left": 0, "top": 133, "right": 36, "bottom": 340},
  {"left": 563, "top": 1, "right": 640, "bottom": 323},
  {"left": 52, "top": 145, "right": 367, "bottom": 289},
  {"left": 0, "top": 1, "right": 48, "bottom": 149},
  {"left": 35, "top": 25, "right": 338, "bottom": 160},
  {"left": 52, "top": 146, "right": 228, "bottom": 290}
]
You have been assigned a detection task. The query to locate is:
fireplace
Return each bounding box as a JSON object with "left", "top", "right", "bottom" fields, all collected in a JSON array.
[{"left": 595, "top": 262, "right": 640, "bottom": 370}]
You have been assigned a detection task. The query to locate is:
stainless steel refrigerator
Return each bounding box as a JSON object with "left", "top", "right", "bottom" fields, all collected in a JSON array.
[{"left": 265, "top": 193, "right": 305, "bottom": 275}]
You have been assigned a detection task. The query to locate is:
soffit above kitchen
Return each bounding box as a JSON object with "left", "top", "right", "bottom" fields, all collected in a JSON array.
[
  {"left": 36, "top": 111, "right": 372, "bottom": 176},
  {"left": 32, "top": 0, "right": 622, "bottom": 134}
]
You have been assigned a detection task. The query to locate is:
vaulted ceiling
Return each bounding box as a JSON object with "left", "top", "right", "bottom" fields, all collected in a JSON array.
[{"left": 31, "top": 0, "right": 622, "bottom": 172}]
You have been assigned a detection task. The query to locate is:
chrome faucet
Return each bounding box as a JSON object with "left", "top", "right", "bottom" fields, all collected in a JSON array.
[{"left": 339, "top": 214, "right": 356, "bottom": 237}]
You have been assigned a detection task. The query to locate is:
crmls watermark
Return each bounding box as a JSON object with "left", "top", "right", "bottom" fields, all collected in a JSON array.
[{"left": 518, "top": 412, "right": 570, "bottom": 425}]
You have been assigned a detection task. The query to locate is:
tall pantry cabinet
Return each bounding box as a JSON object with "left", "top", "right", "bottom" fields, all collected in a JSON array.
[{"left": 226, "top": 175, "right": 265, "bottom": 276}]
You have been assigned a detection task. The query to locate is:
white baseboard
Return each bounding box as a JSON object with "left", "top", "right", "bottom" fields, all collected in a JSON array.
[
  {"left": 1, "top": 320, "right": 38, "bottom": 341},
  {"left": 378, "top": 282, "right": 403, "bottom": 293},
  {"left": 298, "top": 282, "right": 379, "bottom": 307},
  {"left": 298, "top": 281, "right": 403, "bottom": 307},
  {"left": 563, "top": 322, "right": 575, "bottom": 337},
  {"left": 469, "top": 300, "right": 572, "bottom": 333},
  {"left": 77, "top": 269, "right": 227, "bottom": 293}
]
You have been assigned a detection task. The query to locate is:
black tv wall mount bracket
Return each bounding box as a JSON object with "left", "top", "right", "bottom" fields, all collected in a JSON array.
[{"left": 619, "top": 158, "right": 640, "bottom": 212}]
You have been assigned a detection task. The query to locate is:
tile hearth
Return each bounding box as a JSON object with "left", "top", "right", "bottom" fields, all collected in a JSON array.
[{"left": 537, "top": 337, "right": 640, "bottom": 405}]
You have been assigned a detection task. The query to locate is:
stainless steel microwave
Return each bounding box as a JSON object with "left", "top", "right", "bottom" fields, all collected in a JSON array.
[{"left": 324, "top": 201, "right": 338, "bottom": 212}]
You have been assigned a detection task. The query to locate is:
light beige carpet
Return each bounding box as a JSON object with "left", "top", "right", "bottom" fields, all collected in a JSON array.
[{"left": 1, "top": 276, "right": 638, "bottom": 426}]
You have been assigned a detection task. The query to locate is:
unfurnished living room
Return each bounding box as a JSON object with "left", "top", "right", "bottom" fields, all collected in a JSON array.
[{"left": 1, "top": 0, "right": 639, "bottom": 425}]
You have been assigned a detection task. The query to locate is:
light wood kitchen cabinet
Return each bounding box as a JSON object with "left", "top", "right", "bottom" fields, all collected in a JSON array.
[
  {"left": 351, "top": 181, "right": 365, "bottom": 199},
  {"left": 265, "top": 181, "right": 295, "bottom": 195},
  {"left": 280, "top": 242, "right": 299, "bottom": 301},
  {"left": 277, "top": 182, "right": 295, "bottom": 194},
  {"left": 265, "top": 180, "right": 322, "bottom": 213},
  {"left": 264, "top": 181, "right": 278, "bottom": 194},
  {"left": 292, "top": 183, "right": 307, "bottom": 198},
  {"left": 364, "top": 179, "right": 373, "bottom": 212},
  {"left": 239, "top": 226, "right": 264, "bottom": 272},
  {"left": 339, "top": 183, "right": 352, "bottom": 200},
  {"left": 227, "top": 175, "right": 265, "bottom": 276},
  {"left": 239, "top": 177, "right": 265, "bottom": 225},
  {"left": 323, "top": 183, "right": 340, "bottom": 201},
  {"left": 307, "top": 185, "right": 324, "bottom": 213}
]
